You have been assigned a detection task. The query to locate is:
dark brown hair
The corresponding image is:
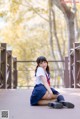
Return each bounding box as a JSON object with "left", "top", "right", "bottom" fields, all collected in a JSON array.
[{"left": 35, "top": 56, "right": 50, "bottom": 76}]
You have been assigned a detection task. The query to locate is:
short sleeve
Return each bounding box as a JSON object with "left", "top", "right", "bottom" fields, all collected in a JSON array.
[{"left": 36, "top": 67, "right": 45, "bottom": 77}]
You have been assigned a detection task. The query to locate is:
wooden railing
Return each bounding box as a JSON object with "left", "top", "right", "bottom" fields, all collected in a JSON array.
[
  {"left": 64, "top": 57, "right": 69, "bottom": 88},
  {"left": 0, "top": 43, "right": 17, "bottom": 89},
  {"left": 17, "top": 60, "right": 65, "bottom": 88},
  {"left": 1, "top": 42, "right": 79, "bottom": 89},
  {"left": 70, "top": 42, "right": 80, "bottom": 88}
]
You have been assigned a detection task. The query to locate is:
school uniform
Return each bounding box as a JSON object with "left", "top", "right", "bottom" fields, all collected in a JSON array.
[{"left": 30, "top": 67, "right": 64, "bottom": 106}]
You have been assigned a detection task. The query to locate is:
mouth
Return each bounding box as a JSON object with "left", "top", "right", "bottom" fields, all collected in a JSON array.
[{"left": 43, "top": 66, "right": 46, "bottom": 69}]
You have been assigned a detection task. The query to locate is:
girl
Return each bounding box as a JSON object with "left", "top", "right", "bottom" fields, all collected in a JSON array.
[{"left": 30, "top": 56, "right": 74, "bottom": 109}]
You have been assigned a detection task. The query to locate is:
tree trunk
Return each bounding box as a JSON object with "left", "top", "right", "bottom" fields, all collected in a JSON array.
[
  {"left": 52, "top": 8, "right": 64, "bottom": 67},
  {"left": 51, "top": 0, "right": 78, "bottom": 87},
  {"left": 52, "top": 0, "right": 76, "bottom": 50},
  {"left": 66, "top": 13, "right": 75, "bottom": 52},
  {"left": 48, "top": 0, "right": 64, "bottom": 85}
]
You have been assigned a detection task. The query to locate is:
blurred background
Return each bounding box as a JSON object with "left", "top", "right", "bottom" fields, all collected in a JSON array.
[{"left": 0, "top": 0, "right": 80, "bottom": 88}]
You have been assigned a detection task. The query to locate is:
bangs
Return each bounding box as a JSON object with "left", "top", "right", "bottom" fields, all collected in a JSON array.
[{"left": 36, "top": 56, "right": 48, "bottom": 64}]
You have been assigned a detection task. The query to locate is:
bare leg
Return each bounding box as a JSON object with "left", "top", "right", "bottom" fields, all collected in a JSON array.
[
  {"left": 38, "top": 99, "right": 56, "bottom": 106},
  {"left": 42, "top": 91, "right": 58, "bottom": 100},
  {"left": 37, "top": 91, "right": 58, "bottom": 106}
]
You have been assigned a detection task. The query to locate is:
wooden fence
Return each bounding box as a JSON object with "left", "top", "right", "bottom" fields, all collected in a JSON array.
[
  {"left": 0, "top": 43, "right": 17, "bottom": 89},
  {"left": 69, "top": 42, "right": 80, "bottom": 88},
  {"left": 1, "top": 42, "right": 80, "bottom": 89}
]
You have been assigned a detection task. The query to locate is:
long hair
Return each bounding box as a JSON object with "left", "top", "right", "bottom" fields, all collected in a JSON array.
[{"left": 35, "top": 56, "right": 50, "bottom": 76}]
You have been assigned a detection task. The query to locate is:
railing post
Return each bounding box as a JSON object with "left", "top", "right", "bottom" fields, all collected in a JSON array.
[
  {"left": 1, "top": 43, "right": 7, "bottom": 89},
  {"left": 7, "top": 50, "right": 12, "bottom": 89},
  {"left": 64, "top": 57, "right": 69, "bottom": 88},
  {"left": 13, "top": 57, "right": 17, "bottom": 88},
  {"left": 73, "top": 42, "right": 80, "bottom": 88},
  {"left": 69, "top": 42, "right": 80, "bottom": 88},
  {"left": 69, "top": 50, "right": 74, "bottom": 88}
]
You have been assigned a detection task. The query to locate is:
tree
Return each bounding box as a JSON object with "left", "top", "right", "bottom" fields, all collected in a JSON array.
[{"left": 51, "top": 0, "right": 78, "bottom": 52}]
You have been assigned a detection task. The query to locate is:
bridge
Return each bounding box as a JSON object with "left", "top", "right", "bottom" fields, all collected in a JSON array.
[
  {"left": 0, "top": 42, "right": 80, "bottom": 119},
  {"left": 0, "top": 88, "right": 80, "bottom": 119}
]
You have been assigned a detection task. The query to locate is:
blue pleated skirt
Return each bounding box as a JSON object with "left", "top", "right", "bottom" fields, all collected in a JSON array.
[{"left": 30, "top": 84, "right": 59, "bottom": 106}]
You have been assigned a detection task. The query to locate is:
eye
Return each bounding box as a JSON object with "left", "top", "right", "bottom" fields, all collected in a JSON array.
[
  {"left": 40, "top": 62, "right": 43, "bottom": 64},
  {"left": 44, "top": 61, "right": 47, "bottom": 63}
]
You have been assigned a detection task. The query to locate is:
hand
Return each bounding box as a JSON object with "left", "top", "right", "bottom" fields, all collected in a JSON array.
[{"left": 48, "top": 90, "right": 53, "bottom": 94}]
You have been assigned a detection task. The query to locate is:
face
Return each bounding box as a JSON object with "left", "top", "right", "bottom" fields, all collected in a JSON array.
[{"left": 39, "top": 61, "right": 48, "bottom": 70}]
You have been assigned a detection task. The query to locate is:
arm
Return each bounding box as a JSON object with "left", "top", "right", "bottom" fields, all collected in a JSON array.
[{"left": 40, "top": 75, "right": 53, "bottom": 94}]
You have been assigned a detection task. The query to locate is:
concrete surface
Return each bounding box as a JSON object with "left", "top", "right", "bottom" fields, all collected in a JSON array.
[{"left": 0, "top": 88, "right": 80, "bottom": 119}]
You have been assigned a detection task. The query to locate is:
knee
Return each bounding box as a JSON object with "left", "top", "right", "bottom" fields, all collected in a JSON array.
[
  {"left": 42, "top": 91, "right": 49, "bottom": 99},
  {"left": 57, "top": 94, "right": 64, "bottom": 102},
  {"left": 42, "top": 92, "right": 53, "bottom": 100}
]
